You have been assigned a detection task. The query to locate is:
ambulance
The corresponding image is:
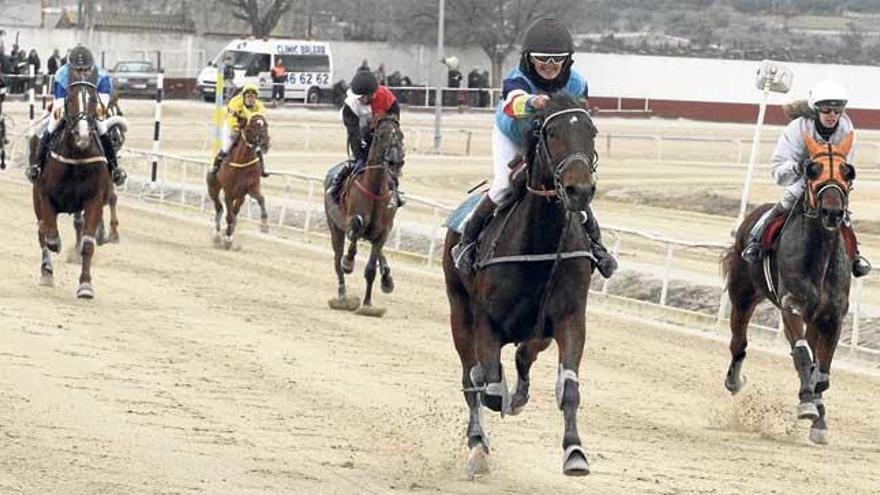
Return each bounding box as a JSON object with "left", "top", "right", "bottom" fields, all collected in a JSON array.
[{"left": 197, "top": 38, "right": 333, "bottom": 103}]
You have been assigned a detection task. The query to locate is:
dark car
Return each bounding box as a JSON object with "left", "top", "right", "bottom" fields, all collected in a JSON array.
[{"left": 110, "top": 61, "right": 159, "bottom": 97}]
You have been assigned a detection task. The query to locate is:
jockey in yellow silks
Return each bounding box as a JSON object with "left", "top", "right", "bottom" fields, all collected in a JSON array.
[{"left": 210, "top": 83, "right": 269, "bottom": 177}]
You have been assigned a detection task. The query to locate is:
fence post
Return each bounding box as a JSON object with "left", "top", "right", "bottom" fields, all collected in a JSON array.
[
  {"left": 303, "top": 180, "right": 315, "bottom": 233},
  {"left": 426, "top": 207, "right": 439, "bottom": 267},
  {"left": 605, "top": 133, "right": 611, "bottom": 157},
  {"left": 179, "top": 161, "right": 187, "bottom": 206},
  {"left": 850, "top": 277, "right": 863, "bottom": 354},
  {"left": 465, "top": 130, "right": 472, "bottom": 156},
  {"left": 150, "top": 71, "right": 165, "bottom": 182},
  {"left": 28, "top": 65, "right": 35, "bottom": 134},
  {"left": 659, "top": 243, "right": 674, "bottom": 306}
]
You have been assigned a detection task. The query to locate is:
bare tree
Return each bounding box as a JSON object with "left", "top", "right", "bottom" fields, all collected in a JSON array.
[
  {"left": 221, "top": 0, "right": 294, "bottom": 38},
  {"left": 397, "top": 0, "right": 586, "bottom": 86}
]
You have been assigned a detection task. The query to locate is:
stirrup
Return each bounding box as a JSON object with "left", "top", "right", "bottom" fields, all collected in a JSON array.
[
  {"left": 451, "top": 241, "right": 476, "bottom": 271},
  {"left": 593, "top": 247, "right": 617, "bottom": 279},
  {"left": 853, "top": 256, "right": 872, "bottom": 278},
  {"left": 111, "top": 168, "right": 127, "bottom": 186},
  {"left": 741, "top": 242, "right": 762, "bottom": 263},
  {"left": 25, "top": 165, "right": 40, "bottom": 183}
]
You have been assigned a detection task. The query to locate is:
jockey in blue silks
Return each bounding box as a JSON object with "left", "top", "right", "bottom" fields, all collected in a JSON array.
[
  {"left": 451, "top": 18, "right": 617, "bottom": 278},
  {"left": 26, "top": 44, "right": 127, "bottom": 186}
]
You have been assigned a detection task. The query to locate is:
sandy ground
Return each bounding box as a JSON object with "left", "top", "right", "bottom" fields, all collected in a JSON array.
[{"left": 1, "top": 169, "right": 880, "bottom": 494}]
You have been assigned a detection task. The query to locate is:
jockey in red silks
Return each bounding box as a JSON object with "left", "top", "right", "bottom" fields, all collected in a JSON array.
[{"left": 326, "top": 70, "right": 405, "bottom": 207}]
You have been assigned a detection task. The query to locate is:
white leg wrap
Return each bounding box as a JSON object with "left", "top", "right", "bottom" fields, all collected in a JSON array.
[
  {"left": 555, "top": 365, "right": 579, "bottom": 410},
  {"left": 794, "top": 339, "right": 813, "bottom": 362},
  {"left": 80, "top": 235, "right": 96, "bottom": 253}
]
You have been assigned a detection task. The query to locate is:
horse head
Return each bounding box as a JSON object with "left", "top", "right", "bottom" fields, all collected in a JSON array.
[
  {"left": 64, "top": 76, "right": 99, "bottom": 151},
  {"left": 243, "top": 114, "right": 270, "bottom": 153},
  {"left": 529, "top": 94, "right": 598, "bottom": 212},
  {"left": 368, "top": 114, "right": 405, "bottom": 179},
  {"left": 803, "top": 131, "right": 855, "bottom": 231}
]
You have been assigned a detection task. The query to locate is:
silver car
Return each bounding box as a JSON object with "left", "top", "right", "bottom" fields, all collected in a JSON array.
[{"left": 110, "top": 61, "right": 159, "bottom": 97}]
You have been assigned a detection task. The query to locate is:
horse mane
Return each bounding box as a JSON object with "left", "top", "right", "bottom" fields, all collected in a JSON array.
[
  {"left": 535, "top": 93, "right": 589, "bottom": 120},
  {"left": 783, "top": 100, "right": 816, "bottom": 122}
]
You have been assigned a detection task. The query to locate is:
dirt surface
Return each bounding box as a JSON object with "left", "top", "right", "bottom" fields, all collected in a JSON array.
[{"left": 2, "top": 175, "right": 880, "bottom": 494}]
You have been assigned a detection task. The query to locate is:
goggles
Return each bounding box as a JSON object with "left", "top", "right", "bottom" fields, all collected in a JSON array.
[
  {"left": 530, "top": 52, "right": 569, "bottom": 65},
  {"left": 817, "top": 106, "right": 844, "bottom": 115}
]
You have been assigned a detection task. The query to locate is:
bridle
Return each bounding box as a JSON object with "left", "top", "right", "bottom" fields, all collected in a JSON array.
[
  {"left": 64, "top": 80, "right": 99, "bottom": 130},
  {"left": 528, "top": 107, "right": 598, "bottom": 204},
  {"left": 351, "top": 116, "right": 403, "bottom": 202}
]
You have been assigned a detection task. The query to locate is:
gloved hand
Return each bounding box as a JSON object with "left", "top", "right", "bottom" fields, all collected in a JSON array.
[{"left": 795, "top": 157, "right": 815, "bottom": 176}]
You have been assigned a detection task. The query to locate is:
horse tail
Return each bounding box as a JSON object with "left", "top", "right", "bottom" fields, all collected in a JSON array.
[{"left": 720, "top": 245, "right": 737, "bottom": 291}]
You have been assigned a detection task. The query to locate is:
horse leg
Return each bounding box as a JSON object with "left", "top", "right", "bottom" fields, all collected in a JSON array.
[
  {"left": 786, "top": 313, "right": 820, "bottom": 422},
  {"left": 474, "top": 320, "right": 507, "bottom": 415},
  {"left": 108, "top": 191, "right": 120, "bottom": 243},
  {"left": 355, "top": 242, "right": 385, "bottom": 317},
  {"left": 223, "top": 194, "right": 237, "bottom": 249},
  {"left": 342, "top": 237, "right": 357, "bottom": 274},
  {"left": 38, "top": 195, "right": 62, "bottom": 254},
  {"left": 251, "top": 187, "right": 269, "bottom": 233},
  {"left": 208, "top": 175, "right": 224, "bottom": 245},
  {"left": 724, "top": 293, "right": 760, "bottom": 394},
  {"left": 327, "top": 224, "right": 359, "bottom": 311},
  {"left": 509, "top": 338, "right": 553, "bottom": 415},
  {"left": 554, "top": 312, "right": 590, "bottom": 476},
  {"left": 37, "top": 220, "right": 54, "bottom": 287},
  {"left": 378, "top": 253, "right": 394, "bottom": 294},
  {"left": 76, "top": 199, "right": 102, "bottom": 299},
  {"left": 69, "top": 211, "right": 84, "bottom": 264},
  {"left": 805, "top": 318, "right": 841, "bottom": 444}
]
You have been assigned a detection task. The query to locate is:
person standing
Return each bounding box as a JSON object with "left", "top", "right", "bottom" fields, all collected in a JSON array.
[{"left": 270, "top": 58, "right": 286, "bottom": 106}]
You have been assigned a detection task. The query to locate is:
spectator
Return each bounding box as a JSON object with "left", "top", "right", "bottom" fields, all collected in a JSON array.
[
  {"left": 399, "top": 73, "right": 413, "bottom": 104},
  {"left": 358, "top": 58, "right": 370, "bottom": 72},
  {"left": 374, "top": 63, "right": 386, "bottom": 85},
  {"left": 467, "top": 68, "right": 480, "bottom": 107},
  {"left": 47, "top": 49, "right": 61, "bottom": 76},
  {"left": 270, "top": 58, "right": 286, "bottom": 106},
  {"left": 478, "top": 69, "right": 490, "bottom": 107},
  {"left": 447, "top": 67, "right": 463, "bottom": 106},
  {"left": 221, "top": 54, "right": 235, "bottom": 98}
]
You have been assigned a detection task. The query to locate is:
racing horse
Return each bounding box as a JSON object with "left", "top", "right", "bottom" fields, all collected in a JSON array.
[
  {"left": 443, "top": 94, "right": 599, "bottom": 477},
  {"left": 32, "top": 76, "right": 112, "bottom": 298},
  {"left": 206, "top": 114, "right": 270, "bottom": 249},
  {"left": 323, "top": 114, "right": 404, "bottom": 317},
  {"left": 723, "top": 133, "right": 857, "bottom": 445}
]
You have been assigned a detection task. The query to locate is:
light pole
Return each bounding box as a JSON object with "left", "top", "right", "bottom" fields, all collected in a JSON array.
[
  {"left": 733, "top": 59, "right": 792, "bottom": 234},
  {"left": 433, "top": 0, "right": 445, "bottom": 153}
]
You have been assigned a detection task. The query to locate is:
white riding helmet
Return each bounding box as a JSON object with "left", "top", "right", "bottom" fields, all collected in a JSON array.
[{"left": 808, "top": 79, "right": 848, "bottom": 109}]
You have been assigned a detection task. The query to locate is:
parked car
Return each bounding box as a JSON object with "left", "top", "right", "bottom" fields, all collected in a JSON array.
[{"left": 110, "top": 61, "right": 159, "bottom": 97}]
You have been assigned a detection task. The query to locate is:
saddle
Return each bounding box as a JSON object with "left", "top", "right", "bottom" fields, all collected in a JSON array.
[{"left": 760, "top": 212, "right": 857, "bottom": 259}]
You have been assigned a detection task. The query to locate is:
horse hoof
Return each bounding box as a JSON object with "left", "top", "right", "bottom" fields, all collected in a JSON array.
[
  {"left": 39, "top": 274, "right": 54, "bottom": 287},
  {"left": 809, "top": 427, "right": 829, "bottom": 445},
  {"left": 354, "top": 305, "right": 386, "bottom": 318},
  {"left": 341, "top": 258, "right": 355, "bottom": 274},
  {"left": 380, "top": 277, "right": 394, "bottom": 294},
  {"left": 46, "top": 239, "right": 61, "bottom": 253},
  {"left": 724, "top": 375, "right": 746, "bottom": 395},
  {"left": 223, "top": 238, "right": 233, "bottom": 250},
  {"left": 562, "top": 445, "right": 590, "bottom": 476},
  {"left": 328, "top": 296, "right": 361, "bottom": 311},
  {"left": 109, "top": 232, "right": 120, "bottom": 244},
  {"left": 76, "top": 282, "right": 95, "bottom": 299},
  {"left": 509, "top": 393, "right": 529, "bottom": 416},
  {"left": 260, "top": 223, "right": 270, "bottom": 234},
  {"left": 465, "top": 445, "right": 490, "bottom": 480},
  {"left": 798, "top": 401, "right": 819, "bottom": 421}
]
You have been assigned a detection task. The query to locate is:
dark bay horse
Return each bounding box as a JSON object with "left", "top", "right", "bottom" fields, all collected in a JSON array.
[
  {"left": 723, "top": 133, "right": 857, "bottom": 445},
  {"left": 443, "top": 94, "right": 599, "bottom": 477},
  {"left": 207, "top": 115, "right": 270, "bottom": 249},
  {"left": 32, "top": 77, "right": 111, "bottom": 298},
  {"left": 323, "top": 114, "right": 404, "bottom": 317}
]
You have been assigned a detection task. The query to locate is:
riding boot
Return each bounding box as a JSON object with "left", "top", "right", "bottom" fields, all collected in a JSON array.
[
  {"left": 26, "top": 132, "right": 51, "bottom": 183},
  {"left": 100, "top": 133, "right": 126, "bottom": 186},
  {"left": 450, "top": 195, "right": 496, "bottom": 275},
  {"left": 209, "top": 151, "right": 226, "bottom": 179},
  {"left": 741, "top": 203, "right": 788, "bottom": 263},
  {"left": 257, "top": 150, "right": 270, "bottom": 177},
  {"left": 327, "top": 159, "right": 357, "bottom": 202},
  {"left": 582, "top": 207, "right": 617, "bottom": 278}
]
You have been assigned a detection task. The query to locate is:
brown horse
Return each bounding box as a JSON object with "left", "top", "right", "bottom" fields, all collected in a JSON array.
[
  {"left": 207, "top": 115, "right": 270, "bottom": 249},
  {"left": 32, "top": 77, "right": 111, "bottom": 298},
  {"left": 723, "top": 134, "right": 857, "bottom": 445},
  {"left": 443, "top": 94, "right": 598, "bottom": 477},
  {"left": 323, "top": 114, "right": 404, "bottom": 317}
]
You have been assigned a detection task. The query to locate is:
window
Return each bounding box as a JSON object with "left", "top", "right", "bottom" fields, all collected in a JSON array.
[{"left": 277, "top": 55, "right": 330, "bottom": 73}]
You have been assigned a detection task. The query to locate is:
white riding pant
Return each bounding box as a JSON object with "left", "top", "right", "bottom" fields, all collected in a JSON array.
[
  {"left": 220, "top": 125, "right": 236, "bottom": 154},
  {"left": 780, "top": 177, "right": 806, "bottom": 209},
  {"left": 488, "top": 125, "right": 521, "bottom": 203},
  {"left": 45, "top": 94, "right": 112, "bottom": 137}
]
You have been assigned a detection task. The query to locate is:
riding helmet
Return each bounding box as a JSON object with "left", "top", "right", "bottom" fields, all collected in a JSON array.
[
  {"left": 241, "top": 82, "right": 260, "bottom": 97},
  {"left": 519, "top": 18, "right": 575, "bottom": 92},
  {"left": 808, "top": 79, "right": 848, "bottom": 110},
  {"left": 68, "top": 45, "right": 95, "bottom": 71},
  {"left": 351, "top": 70, "right": 378, "bottom": 97}
]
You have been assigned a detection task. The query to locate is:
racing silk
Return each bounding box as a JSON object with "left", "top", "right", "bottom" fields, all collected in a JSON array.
[
  {"left": 343, "top": 85, "right": 397, "bottom": 131},
  {"left": 53, "top": 64, "right": 112, "bottom": 102},
  {"left": 494, "top": 66, "right": 588, "bottom": 145},
  {"left": 770, "top": 114, "right": 856, "bottom": 187},
  {"left": 225, "top": 93, "right": 266, "bottom": 129}
]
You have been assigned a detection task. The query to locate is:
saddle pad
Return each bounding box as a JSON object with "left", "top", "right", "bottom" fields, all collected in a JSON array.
[
  {"left": 444, "top": 193, "right": 485, "bottom": 234},
  {"left": 841, "top": 226, "right": 858, "bottom": 259},
  {"left": 760, "top": 215, "right": 786, "bottom": 252}
]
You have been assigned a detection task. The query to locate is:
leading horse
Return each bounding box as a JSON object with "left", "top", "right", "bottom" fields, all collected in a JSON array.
[
  {"left": 723, "top": 135, "right": 857, "bottom": 444},
  {"left": 207, "top": 114, "right": 270, "bottom": 249},
  {"left": 323, "top": 114, "right": 404, "bottom": 317},
  {"left": 443, "top": 94, "right": 599, "bottom": 477},
  {"left": 32, "top": 76, "right": 112, "bottom": 298}
]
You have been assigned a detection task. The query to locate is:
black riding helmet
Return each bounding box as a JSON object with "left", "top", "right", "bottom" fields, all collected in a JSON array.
[
  {"left": 68, "top": 45, "right": 95, "bottom": 71},
  {"left": 351, "top": 70, "right": 378, "bottom": 97},
  {"left": 519, "top": 18, "right": 574, "bottom": 92}
]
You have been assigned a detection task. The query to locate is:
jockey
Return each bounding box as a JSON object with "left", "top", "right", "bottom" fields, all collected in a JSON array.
[
  {"left": 26, "top": 45, "right": 127, "bottom": 186},
  {"left": 741, "top": 79, "right": 871, "bottom": 278},
  {"left": 326, "top": 70, "right": 405, "bottom": 207},
  {"left": 209, "top": 82, "right": 269, "bottom": 178},
  {"left": 450, "top": 18, "right": 617, "bottom": 278}
]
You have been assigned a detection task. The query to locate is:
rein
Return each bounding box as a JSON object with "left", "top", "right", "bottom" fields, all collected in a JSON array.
[{"left": 528, "top": 107, "right": 597, "bottom": 203}]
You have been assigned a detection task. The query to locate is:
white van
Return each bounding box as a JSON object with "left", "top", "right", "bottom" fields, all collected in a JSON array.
[{"left": 197, "top": 38, "right": 333, "bottom": 103}]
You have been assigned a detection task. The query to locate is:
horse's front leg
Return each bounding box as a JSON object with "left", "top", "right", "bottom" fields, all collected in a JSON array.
[
  {"left": 223, "top": 195, "right": 237, "bottom": 249},
  {"left": 37, "top": 219, "right": 54, "bottom": 287},
  {"left": 39, "top": 195, "right": 62, "bottom": 253},
  {"left": 474, "top": 318, "right": 508, "bottom": 416},
  {"left": 378, "top": 253, "right": 394, "bottom": 294},
  {"left": 342, "top": 235, "right": 357, "bottom": 274},
  {"left": 70, "top": 211, "right": 84, "bottom": 263},
  {"left": 509, "top": 338, "right": 552, "bottom": 415},
  {"left": 804, "top": 318, "right": 842, "bottom": 445},
  {"left": 76, "top": 198, "right": 103, "bottom": 299},
  {"left": 553, "top": 311, "right": 590, "bottom": 476},
  {"left": 787, "top": 312, "right": 819, "bottom": 422},
  {"left": 251, "top": 186, "right": 269, "bottom": 233},
  {"left": 108, "top": 191, "right": 120, "bottom": 243},
  {"left": 326, "top": 224, "right": 360, "bottom": 311},
  {"left": 354, "top": 242, "right": 385, "bottom": 317}
]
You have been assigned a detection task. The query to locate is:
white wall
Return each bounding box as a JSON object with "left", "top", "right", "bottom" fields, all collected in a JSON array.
[{"left": 573, "top": 52, "right": 880, "bottom": 109}]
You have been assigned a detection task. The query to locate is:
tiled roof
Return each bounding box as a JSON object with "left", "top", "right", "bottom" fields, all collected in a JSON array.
[{"left": 56, "top": 10, "right": 195, "bottom": 33}]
